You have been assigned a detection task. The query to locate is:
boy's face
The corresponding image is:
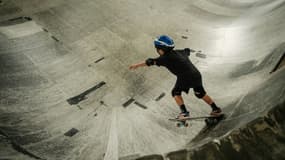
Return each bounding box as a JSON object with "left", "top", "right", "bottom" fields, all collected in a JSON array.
[{"left": 156, "top": 48, "right": 164, "bottom": 56}]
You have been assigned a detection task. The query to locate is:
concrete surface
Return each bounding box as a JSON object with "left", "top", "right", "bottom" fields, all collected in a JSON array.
[{"left": 0, "top": 0, "right": 284, "bottom": 159}]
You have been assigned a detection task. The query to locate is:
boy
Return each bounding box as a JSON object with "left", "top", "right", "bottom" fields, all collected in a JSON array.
[{"left": 129, "top": 35, "right": 221, "bottom": 118}]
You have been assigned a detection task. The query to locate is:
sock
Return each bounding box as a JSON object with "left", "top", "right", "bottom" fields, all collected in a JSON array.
[
  {"left": 179, "top": 104, "right": 188, "bottom": 113},
  {"left": 210, "top": 103, "right": 219, "bottom": 110}
]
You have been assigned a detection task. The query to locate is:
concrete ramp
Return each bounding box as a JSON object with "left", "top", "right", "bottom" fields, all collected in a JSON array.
[{"left": 0, "top": 0, "right": 285, "bottom": 159}]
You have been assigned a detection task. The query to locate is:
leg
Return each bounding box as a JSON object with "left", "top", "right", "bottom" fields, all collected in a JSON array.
[
  {"left": 201, "top": 94, "right": 214, "bottom": 105},
  {"left": 193, "top": 86, "right": 221, "bottom": 113},
  {"left": 172, "top": 87, "right": 189, "bottom": 116},
  {"left": 174, "top": 95, "right": 184, "bottom": 106}
]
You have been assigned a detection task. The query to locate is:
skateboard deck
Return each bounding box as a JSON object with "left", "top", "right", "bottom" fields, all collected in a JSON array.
[{"left": 169, "top": 113, "right": 225, "bottom": 127}]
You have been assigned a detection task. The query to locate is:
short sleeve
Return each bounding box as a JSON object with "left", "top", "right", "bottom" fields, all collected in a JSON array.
[
  {"left": 184, "top": 48, "right": 190, "bottom": 56},
  {"left": 154, "top": 56, "right": 167, "bottom": 66},
  {"left": 175, "top": 48, "right": 191, "bottom": 57}
]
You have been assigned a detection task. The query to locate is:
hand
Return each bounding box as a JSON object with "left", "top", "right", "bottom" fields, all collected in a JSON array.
[{"left": 129, "top": 64, "right": 139, "bottom": 70}]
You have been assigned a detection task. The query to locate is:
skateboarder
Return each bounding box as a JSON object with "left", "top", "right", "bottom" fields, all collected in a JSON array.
[{"left": 129, "top": 35, "right": 222, "bottom": 118}]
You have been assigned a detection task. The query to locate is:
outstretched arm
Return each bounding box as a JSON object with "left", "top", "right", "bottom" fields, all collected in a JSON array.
[
  {"left": 129, "top": 58, "right": 156, "bottom": 70},
  {"left": 129, "top": 61, "right": 147, "bottom": 70}
]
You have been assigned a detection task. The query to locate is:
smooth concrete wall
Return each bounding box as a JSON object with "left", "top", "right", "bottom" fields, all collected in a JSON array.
[{"left": 0, "top": 0, "right": 284, "bottom": 159}]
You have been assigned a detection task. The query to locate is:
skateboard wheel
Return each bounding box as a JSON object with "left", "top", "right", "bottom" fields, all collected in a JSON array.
[
  {"left": 205, "top": 119, "right": 209, "bottom": 125},
  {"left": 185, "top": 123, "right": 189, "bottom": 127},
  {"left": 205, "top": 118, "right": 213, "bottom": 125},
  {"left": 210, "top": 119, "right": 215, "bottom": 124}
]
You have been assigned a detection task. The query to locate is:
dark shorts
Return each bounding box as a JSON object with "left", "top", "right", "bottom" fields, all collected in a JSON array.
[{"left": 171, "top": 75, "right": 205, "bottom": 96}]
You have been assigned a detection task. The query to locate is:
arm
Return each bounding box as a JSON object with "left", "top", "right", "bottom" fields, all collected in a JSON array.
[
  {"left": 129, "top": 58, "right": 156, "bottom": 70},
  {"left": 129, "top": 61, "right": 147, "bottom": 70}
]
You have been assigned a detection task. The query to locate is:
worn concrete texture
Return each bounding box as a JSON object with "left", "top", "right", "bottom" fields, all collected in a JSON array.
[{"left": 0, "top": 0, "right": 285, "bottom": 159}]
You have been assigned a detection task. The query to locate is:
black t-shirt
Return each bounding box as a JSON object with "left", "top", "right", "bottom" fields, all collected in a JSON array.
[{"left": 151, "top": 48, "right": 201, "bottom": 78}]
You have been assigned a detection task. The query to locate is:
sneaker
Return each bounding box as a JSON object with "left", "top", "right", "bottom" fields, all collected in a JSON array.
[
  {"left": 177, "top": 111, "right": 190, "bottom": 119},
  {"left": 210, "top": 107, "right": 222, "bottom": 116}
]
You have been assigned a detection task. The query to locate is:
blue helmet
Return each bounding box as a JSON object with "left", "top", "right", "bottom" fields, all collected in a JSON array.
[{"left": 154, "top": 35, "right": 175, "bottom": 50}]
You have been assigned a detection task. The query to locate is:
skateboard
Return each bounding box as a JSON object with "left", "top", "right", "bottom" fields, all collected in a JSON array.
[{"left": 169, "top": 113, "right": 225, "bottom": 127}]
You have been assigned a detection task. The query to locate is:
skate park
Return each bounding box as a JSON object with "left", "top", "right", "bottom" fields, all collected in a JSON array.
[{"left": 0, "top": 0, "right": 285, "bottom": 159}]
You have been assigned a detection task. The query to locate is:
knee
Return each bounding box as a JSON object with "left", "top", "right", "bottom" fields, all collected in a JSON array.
[
  {"left": 194, "top": 91, "right": 206, "bottom": 99},
  {"left": 171, "top": 89, "right": 182, "bottom": 97}
]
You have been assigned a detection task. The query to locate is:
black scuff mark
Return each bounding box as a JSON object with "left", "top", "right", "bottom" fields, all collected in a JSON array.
[
  {"left": 134, "top": 101, "right": 148, "bottom": 109},
  {"left": 67, "top": 81, "right": 106, "bottom": 105},
  {"left": 123, "top": 98, "right": 135, "bottom": 108},
  {"left": 196, "top": 51, "right": 207, "bottom": 59},
  {"left": 42, "top": 28, "right": 48, "bottom": 32},
  {"left": 8, "top": 16, "right": 32, "bottom": 22},
  {"left": 94, "top": 57, "right": 105, "bottom": 63},
  {"left": 51, "top": 36, "right": 60, "bottom": 42},
  {"left": 64, "top": 128, "right": 79, "bottom": 137},
  {"left": 99, "top": 100, "right": 108, "bottom": 106},
  {"left": 155, "top": 92, "right": 165, "bottom": 101},
  {"left": 270, "top": 52, "right": 285, "bottom": 73},
  {"left": 88, "top": 57, "right": 105, "bottom": 67},
  {"left": 0, "top": 16, "right": 32, "bottom": 26}
]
